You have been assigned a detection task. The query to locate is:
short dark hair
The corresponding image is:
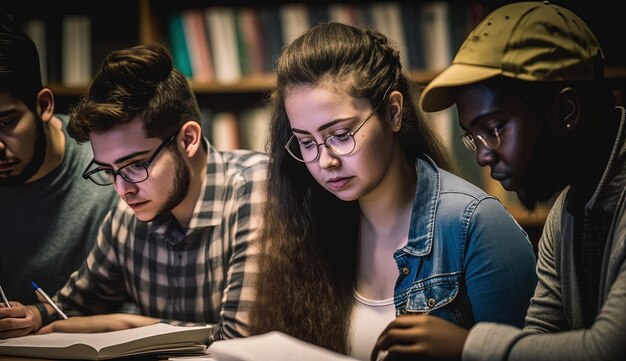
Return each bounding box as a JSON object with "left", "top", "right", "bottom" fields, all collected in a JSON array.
[
  {"left": 68, "top": 42, "right": 201, "bottom": 143},
  {"left": 0, "top": 14, "right": 43, "bottom": 110}
]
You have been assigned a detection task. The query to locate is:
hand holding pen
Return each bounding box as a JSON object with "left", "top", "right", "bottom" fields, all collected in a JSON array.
[
  {"left": 0, "top": 285, "right": 34, "bottom": 339},
  {"left": 31, "top": 282, "right": 68, "bottom": 320}
]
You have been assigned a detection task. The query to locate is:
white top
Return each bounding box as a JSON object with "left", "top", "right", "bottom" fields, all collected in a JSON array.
[{"left": 349, "top": 290, "right": 396, "bottom": 361}]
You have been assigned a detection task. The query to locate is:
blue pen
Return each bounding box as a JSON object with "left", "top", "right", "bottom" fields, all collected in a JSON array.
[{"left": 31, "top": 282, "right": 68, "bottom": 320}]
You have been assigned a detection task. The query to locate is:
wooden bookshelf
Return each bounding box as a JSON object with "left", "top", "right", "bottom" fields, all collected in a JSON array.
[
  {"left": 189, "top": 74, "right": 276, "bottom": 93},
  {"left": 47, "top": 66, "right": 626, "bottom": 97}
]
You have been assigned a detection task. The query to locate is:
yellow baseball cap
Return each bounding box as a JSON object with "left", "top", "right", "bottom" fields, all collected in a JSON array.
[{"left": 420, "top": 1, "right": 604, "bottom": 113}]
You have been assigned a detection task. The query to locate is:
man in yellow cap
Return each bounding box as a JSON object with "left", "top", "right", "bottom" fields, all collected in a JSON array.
[{"left": 372, "top": 1, "right": 626, "bottom": 360}]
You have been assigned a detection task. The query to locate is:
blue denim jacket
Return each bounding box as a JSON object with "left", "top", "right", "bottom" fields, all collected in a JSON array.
[{"left": 393, "top": 156, "right": 537, "bottom": 328}]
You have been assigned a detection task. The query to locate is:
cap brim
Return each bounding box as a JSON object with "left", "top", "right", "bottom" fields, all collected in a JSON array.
[{"left": 420, "top": 64, "right": 503, "bottom": 113}]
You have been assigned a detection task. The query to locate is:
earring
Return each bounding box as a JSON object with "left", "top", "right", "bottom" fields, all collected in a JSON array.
[{"left": 565, "top": 123, "right": 572, "bottom": 129}]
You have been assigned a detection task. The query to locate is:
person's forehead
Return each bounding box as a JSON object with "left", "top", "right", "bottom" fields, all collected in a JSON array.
[
  {"left": 89, "top": 117, "right": 159, "bottom": 162},
  {"left": 456, "top": 85, "right": 500, "bottom": 116},
  {"left": 0, "top": 90, "right": 25, "bottom": 110},
  {"left": 456, "top": 84, "right": 532, "bottom": 128},
  {"left": 91, "top": 116, "right": 148, "bottom": 139}
]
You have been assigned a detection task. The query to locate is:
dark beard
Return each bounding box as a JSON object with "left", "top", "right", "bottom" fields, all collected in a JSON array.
[
  {"left": 0, "top": 118, "right": 47, "bottom": 187},
  {"left": 517, "top": 129, "right": 573, "bottom": 210},
  {"left": 155, "top": 145, "right": 191, "bottom": 218}
]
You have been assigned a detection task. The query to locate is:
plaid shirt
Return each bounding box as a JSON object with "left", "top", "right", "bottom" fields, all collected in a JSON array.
[{"left": 54, "top": 143, "right": 268, "bottom": 342}]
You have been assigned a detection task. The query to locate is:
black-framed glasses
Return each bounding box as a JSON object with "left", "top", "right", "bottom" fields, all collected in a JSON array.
[
  {"left": 285, "top": 85, "right": 392, "bottom": 163},
  {"left": 82, "top": 128, "right": 181, "bottom": 186},
  {"left": 460, "top": 127, "right": 501, "bottom": 151}
]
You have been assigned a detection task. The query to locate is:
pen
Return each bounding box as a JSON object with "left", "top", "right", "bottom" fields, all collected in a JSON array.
[
  {"left": 0, "top": 285, "right": 10, "bottom": 308},
  {"left": 31, "top": 281, "right": 68, "bottom": 319},
  {"left": 375, "top": 350, "right": 388, "bottom": 361}
]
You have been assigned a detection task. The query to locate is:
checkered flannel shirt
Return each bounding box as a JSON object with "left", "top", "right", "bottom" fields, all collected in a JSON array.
[{"left": 54, "top": 144, "right": 268, "bottom": 342}]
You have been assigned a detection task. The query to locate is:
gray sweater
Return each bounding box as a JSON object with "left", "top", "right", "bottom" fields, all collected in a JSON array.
[
  {"left": 463, "top": 107, "right": 626, "bottom": 361},
  {"left": 0, "top": 115, "right": 118, "bottom": 304}
]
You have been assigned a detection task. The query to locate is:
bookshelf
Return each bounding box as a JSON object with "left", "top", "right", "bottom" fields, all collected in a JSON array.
[{"left": 11, "top": 0, "right": 626, "bottom": 240}]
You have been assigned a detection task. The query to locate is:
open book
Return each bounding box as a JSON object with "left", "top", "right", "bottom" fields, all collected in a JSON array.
[{"left": 0, "top": 323, "right": 212, "bottom": 360}]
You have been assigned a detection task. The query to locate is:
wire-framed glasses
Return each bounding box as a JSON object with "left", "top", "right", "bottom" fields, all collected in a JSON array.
[
  {"left": 82, "top": 127, "right": 181, "bottom": 186},
  {"left": 460, "top": 127, "right": 501, "bottom": 151},
  {"left": 284, "top": 85, "right": 392, "bottom": 163}
]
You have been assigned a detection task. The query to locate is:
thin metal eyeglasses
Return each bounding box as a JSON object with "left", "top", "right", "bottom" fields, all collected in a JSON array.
[
  {"left": 284, "top": 85, "right": 392, "bottom": 163},
  {"left": 82, "top": 127, "right": 181, "bottom": 186},
  {"left": 460, "top": 127, "right": 501, "bottom": 151}
]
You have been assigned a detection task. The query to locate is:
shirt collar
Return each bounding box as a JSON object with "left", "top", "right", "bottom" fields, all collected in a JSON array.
[{"left": 188, "top": 138, "right": 226, "bottom": 231}]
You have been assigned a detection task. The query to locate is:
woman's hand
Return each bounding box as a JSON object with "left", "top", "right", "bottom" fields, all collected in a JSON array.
[{"left": 371, "top": 314, "right": 469, "bottom": 361}]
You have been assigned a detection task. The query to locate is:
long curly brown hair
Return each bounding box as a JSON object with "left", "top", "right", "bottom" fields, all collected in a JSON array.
[{"left": 250, "top": 22, "right": 453, "bottom": 354}]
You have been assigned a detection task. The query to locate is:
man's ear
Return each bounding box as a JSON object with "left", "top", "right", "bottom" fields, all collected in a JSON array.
[
  {"left": 36, "top": 88, "right": 55, "bottom": 122},
  {"left": 388, "top": 90, "right": 403, "bottom": 132},
  {"left": 556, "top": 87, "right": 580, "bottom": 131},
  {"left": 178, "top": 120, "right": 203, "bottom": 157}
]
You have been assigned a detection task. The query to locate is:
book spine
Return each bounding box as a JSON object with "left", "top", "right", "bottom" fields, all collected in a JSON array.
[
  {"left": 205, "top": 7, "right": 242, "bottom": 83},
  {"left": 62, "top": 15, "right": 92, "bottom": 86},
  {"left": 211, "top": 112, "right": 240, "bottom": 150},
  {"left": 182, "top": 9, "right": 213, "bottom": 83},
  {"left": 168, "top": 13, "right": 194, "bottom": 79},
  {"left": 23, "top": 19, "right": 48, "bottom": 85}
]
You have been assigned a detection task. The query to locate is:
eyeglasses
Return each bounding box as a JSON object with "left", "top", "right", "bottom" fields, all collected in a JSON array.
[
  {"left": 284, "top": 85, "right": 392, "bottom": 163},
  {"left": 460, "top": 127, "right": 501, "bottom": 151},
  {"left": 82, "top": 128, "right": 181, "bottom": 186}
]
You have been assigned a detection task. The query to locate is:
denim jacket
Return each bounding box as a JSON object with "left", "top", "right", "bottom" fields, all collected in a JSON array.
[{"left": 393, "top": 156, "right": 538, "bottom": 328}]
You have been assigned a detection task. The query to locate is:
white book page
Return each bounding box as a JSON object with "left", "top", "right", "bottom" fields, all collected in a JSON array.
[
  {"left": 0, "top": 323, "right": 208, "bottom": 350},
  {"left": 0, "top": 323, "right": 212, "bottom": 359},
  {"left": 207, "top": 331, "right": 358, "bottom": 361}
]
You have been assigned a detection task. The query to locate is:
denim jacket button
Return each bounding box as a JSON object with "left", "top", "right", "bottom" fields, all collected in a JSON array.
[
  {"left": 427, "top": 298, "right": 436, "bottom": 308},
  {"left": 401, "top": 266, "right": 410, "bottom": 275}
]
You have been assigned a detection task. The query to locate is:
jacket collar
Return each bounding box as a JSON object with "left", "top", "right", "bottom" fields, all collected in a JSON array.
[{"left": 404, "top": 155, "right": 440, "bottom": 256}]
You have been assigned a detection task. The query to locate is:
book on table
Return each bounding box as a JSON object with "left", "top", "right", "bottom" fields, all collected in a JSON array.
[{"left": 0, "top": 323, "right": 212, "bottom": 360}]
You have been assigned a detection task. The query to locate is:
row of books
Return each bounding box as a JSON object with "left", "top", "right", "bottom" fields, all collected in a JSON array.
[
  {"left": 16, "top": 1, "right": 486, "bottom": 87},
  {"left": 168, "top": 1, "right": 487, "bottom": 84},
  {"left": 22, "top": 16, "right": 91, "bottom": 86},
  {"left": 19, "top": 11, "right": 137, "bottom": 87},
  {"left": 200, "top": 106, "right": 272, "bottom": 153}
]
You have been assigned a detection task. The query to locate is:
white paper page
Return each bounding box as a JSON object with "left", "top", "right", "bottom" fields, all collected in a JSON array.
[{"left": 207, "top": 332, "right": 358, "bottom": 361}]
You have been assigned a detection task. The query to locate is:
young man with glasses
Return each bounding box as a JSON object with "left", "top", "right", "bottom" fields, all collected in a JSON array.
[
  {"left": 371, "top": 2, "right": 626, "bottom": 360},
  {"left": 0, "top": 43, "right": 268, "bottom": 342},
  {"left": 0, "top": 15, "right": 118, "bottom": 305}
]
